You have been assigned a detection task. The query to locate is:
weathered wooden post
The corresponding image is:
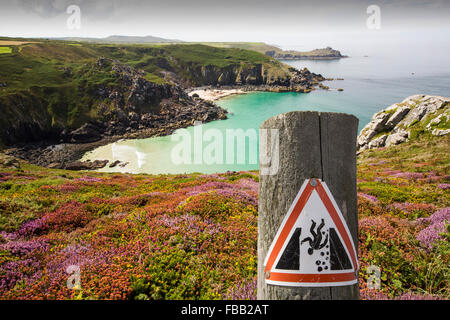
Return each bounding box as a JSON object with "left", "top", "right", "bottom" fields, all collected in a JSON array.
[{"left": 258, "top": 111, "right": 359, "bottom": 300}]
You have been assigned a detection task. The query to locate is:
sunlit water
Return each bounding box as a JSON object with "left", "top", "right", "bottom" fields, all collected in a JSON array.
[{"left": 82, "top": 47, "right": 450, "bottom": 174}]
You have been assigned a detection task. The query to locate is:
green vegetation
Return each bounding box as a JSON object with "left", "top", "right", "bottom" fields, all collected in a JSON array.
[
  {"left": 194, "top": 42, "right": 343, "bottom": 59},
  {"left": 357, "top": 135, "right": 449, "bottom": 299},
  {"left": 0, "top": 134, "right": 448, "bottom": 300},
  {"left": 0, "top": 47, "right": 12, "bottom": 54},
  {"left": 0, "top": 38, "right": 291, "bottom": 146}
]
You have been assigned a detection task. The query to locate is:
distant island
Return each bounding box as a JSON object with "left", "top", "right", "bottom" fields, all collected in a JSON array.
[{"left": 267, "top": 46, "right": 346, "bottom": 60}]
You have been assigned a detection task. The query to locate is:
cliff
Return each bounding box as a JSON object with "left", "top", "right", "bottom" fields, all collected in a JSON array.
[
  {"left": 200, "top": 43, "right": 346, "bottom": 60},
  {"left": 358, "top": 95, "right": 449, "bottom": 151},
  {"left": 0, "top": 41, "right": 324, "bottom": 148},
  {"left": 0, "top": 56, "right": 226, "bottom": 147}
]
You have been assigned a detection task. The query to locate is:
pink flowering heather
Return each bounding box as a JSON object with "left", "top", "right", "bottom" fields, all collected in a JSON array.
[
  {"left": 223, "top": 278, "right": 257, "bottom": 300},
  {"left": 396, "top": 292, "right": 443, "bottom": 300},
  {"left": 416, "top": 208, "right": 449, "bottom": 249},
  {"left": 0, "top": 172, "right": 12, "bottom": 181},
  {"left": 235, "top": 178, "right": 258, "bottom": 194},
  {"left": 74, "top": 176, "right": 103, "bottom": 183},
  {"left": 424, "top": 174, "right": 450, "bottom": 183},
  {"left": 360, "top": 289, "right": 390, "bottom": 300},
  {"left": 436, "top": 183, "right": 450, "bottom": 190},
  {"left": 383, "top": 169, "right": 402, "bottom": 175},
  {"left": 0, "top": 239, "right": 49, "bottom": 256},
  {"left": 388, "top": 202, "right": 436, "bottom": 214},
  {"left": 17, "top": 218, "right": 46, "bottom": 237},
  {"left": 391, "top": 172, "right": 424, "bottom": 180},
  {"left": 358, "top": 192, "right": 379, "bottom": 203}
]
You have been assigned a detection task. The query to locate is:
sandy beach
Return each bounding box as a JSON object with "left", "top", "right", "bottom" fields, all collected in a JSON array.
[{"left": 188, "top": 88, "right": 247, "bottom": 101}]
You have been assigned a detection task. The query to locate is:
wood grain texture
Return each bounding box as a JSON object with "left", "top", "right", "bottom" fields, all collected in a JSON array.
[{"left": 257, "top": 111, "right": 359, "bottom": 300}]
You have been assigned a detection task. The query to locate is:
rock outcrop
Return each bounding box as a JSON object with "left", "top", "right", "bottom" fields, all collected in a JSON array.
[
  {"left": 1, "top": 58, "right": 228, "bottom": 146},
  {"left": 358, "top": 95, "right": 450, "bottom": 151},
  {"left": 266, "top": 47, "right": 346, "bottom": 60},
  {"left": 187, "top": 64, "right": 324, "bottom": 90}
]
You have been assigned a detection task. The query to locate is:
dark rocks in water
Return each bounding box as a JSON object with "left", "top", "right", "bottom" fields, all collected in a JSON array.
[
  {"left": 64, "top": 160, "right": 109, "bottom": 171},
  {"left": 319, "top": 83, "right": 330, "bottom": 90},
  {"left": 109, "top": 160, "right": 121, "bottom": 168},
  {"left": 118, "top": 162, "right": 129, "bottom": 168}
]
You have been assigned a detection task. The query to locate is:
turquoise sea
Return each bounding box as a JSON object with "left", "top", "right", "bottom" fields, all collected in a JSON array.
[{"left": 82, "top": 45, "right": 450, "bottom": 174}]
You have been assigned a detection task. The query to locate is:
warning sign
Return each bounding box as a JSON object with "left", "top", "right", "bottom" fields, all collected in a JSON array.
[{"left": 264, "top": 178, "right": 359, "bottom": 287}]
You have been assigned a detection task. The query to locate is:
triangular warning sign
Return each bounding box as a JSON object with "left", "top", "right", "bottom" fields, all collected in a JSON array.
[{"left": 264, "top": 178, "right": 359, "bottom": 287}]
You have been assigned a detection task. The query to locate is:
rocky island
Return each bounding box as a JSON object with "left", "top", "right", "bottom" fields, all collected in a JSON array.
[{"left": 266, "top": 46, "right": 346, "bottom": 60}]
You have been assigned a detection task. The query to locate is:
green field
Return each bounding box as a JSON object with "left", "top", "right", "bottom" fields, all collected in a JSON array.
[{"left": 0, "top": 47, "right": 12, "bottom": 54}]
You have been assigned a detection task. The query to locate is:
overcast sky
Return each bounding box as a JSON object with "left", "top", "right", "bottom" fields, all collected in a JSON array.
[{"left": 1, "top": 0, "right": 449, "bottom": 46}]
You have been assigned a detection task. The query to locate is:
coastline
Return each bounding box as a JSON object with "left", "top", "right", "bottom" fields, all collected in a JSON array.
[
  {"left": 187, "top": 82, "right": 324, "bottom": 103},
  {"left": 3, "top": 83, "right": 328, "bottom": 170},
  {"left": 4, "top": 74, "right": 328, "bottom": 170}
]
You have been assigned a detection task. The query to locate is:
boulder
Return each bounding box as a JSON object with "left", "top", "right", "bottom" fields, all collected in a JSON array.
[
  {"left": 385, "top": 130, "right": 409, "bottom": 147},
  {"left": 109, "top": 160, "right": 121, "bottom": 168},
  {"left": 385, "top": 105, "right": 410, "bottom": 129},
  {"left": 432, "top": 129, "right": 450, "bottom": 136},
  {"left": 64, "top": 160, "right": 109, "bottom": 171},
  {"left": 368, "top": 134, "right": 388, "bottom": 149},
  {"left": 69, "top": 123, "right": 102, "bottom": 143}
]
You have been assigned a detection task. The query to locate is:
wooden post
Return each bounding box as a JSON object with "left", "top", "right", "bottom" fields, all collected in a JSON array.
[{"left": 257, "top": 111, "right": 359, "bottom": 300}]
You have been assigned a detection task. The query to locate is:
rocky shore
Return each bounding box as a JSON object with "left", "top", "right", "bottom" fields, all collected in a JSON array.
[
  {"left": 4, "top": 97, "right": 228, "bottom": 170},
  {"left": 187, "top": 67, "right": 327, "bottom": 101},
  {"left": 3, "top": 59, "right": 326, "bottom": 170},
  {"left": 4, "top": 58, "right": 228, "bottom": 169},
  {"left": 358, "top": 95, "right": 449, "bottom": 151}
]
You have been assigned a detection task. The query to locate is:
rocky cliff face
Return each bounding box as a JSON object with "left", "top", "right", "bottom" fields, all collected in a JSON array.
[
  {"left": 1, "top": 58, "right": 227, "bottom": 146},
  {"left": 187, "top": 64, "right": 324, "bottom": 90},
  {"left": 358, "top": 95, "right": 450, "bottom": 151}
]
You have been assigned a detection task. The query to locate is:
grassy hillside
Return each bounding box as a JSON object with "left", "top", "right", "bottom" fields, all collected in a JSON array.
[
  {"left": 0, "top": 40, "right": 285, "bottom": 92},
  {"left": 196, "top": 42, "right": 344, "bottom": 59},
  {"left": 0, "top": 39, "right": 292, "bottom": 146},
  {"left": 0, "top": 134, "right": 448, "bottom": 300}
]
